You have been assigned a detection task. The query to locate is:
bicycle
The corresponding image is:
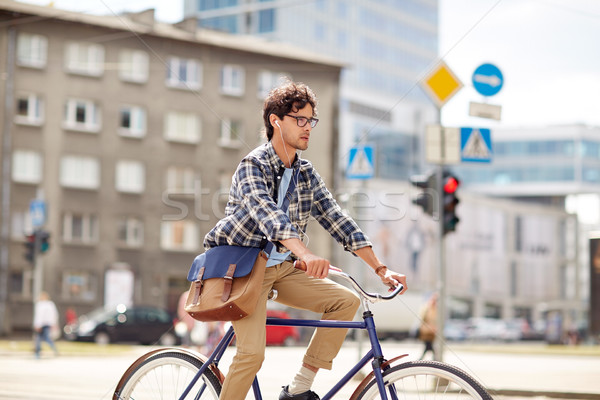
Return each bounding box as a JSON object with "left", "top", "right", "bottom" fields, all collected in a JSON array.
[{"left": 113, "top": 263, "right": 492, "bottom": 400}]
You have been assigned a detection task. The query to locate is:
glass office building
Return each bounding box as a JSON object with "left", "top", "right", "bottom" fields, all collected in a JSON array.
[
  {"left": 455, "top": 125, "right": 600, "bottom": 199},
  {"left": 184, "top": 0, "right": 440, "bottom": 181}
]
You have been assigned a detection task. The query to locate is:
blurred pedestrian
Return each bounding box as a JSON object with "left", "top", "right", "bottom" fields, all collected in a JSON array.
[
  {"left": 33, "top": 291, "right": 59, "bottom": 359},
  {"left": 418, "top": 293, "right": 437, "bottom": 360}
]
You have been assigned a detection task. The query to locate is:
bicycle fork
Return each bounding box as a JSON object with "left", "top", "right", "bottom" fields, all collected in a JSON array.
[{"left": 364, "top": 309, "right": 399, "bottom": 400}]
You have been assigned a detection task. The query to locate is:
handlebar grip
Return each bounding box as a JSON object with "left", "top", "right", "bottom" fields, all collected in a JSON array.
[
  {"left": 293, "top": 260, "right": 307, "bottom": 271},
  {"left": 294, "top": 260, "right": 396, "bottom": 289}
]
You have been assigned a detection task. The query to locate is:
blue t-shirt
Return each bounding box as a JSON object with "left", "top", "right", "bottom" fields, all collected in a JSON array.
[{"left": 266, "top": 168, "right": 293, "bottom": 267}]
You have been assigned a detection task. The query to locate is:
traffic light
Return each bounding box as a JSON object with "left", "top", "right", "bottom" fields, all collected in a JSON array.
[
  {"left": 38, "top": 230, "right": 50, "bottom": 253},
  {"left": 442, "top": 171, "right": 460, "bottom": 235},
  {"left": 410, "top": 172, "right": 437, "bottom": 216},
  {"left": 24, "top": 232, "right": 36, "bottom": 264}
]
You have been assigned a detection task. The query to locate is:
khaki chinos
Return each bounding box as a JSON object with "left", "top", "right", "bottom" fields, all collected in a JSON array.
[{"left": 218, "top": 260, "right": 360, "bottom": 400}]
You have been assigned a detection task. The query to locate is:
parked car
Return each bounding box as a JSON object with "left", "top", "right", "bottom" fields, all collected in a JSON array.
[
  {"left": 266, "top": 309, "right": 300, "bottom": 346},
  {"left": 466, "top": 317, "right": 521, "bottom": 342},
  {"left": 443, "top": 319, "right": 468, "bottom": 341},
  {"left": 63, "top": 304, "right": 179, "bottom": 345}
]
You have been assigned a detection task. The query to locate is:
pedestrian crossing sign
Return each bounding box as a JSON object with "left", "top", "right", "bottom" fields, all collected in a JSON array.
[
  {"left": 460, "top": 127, "right": 492, "bottom": 163},
  {"left": 347, "top": 145, "right": 375, "bottom": 179}
]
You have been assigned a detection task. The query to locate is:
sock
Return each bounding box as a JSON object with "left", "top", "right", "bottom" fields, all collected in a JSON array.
[{"left": 288, "top": 365, "right": 317, "bottom": 394}]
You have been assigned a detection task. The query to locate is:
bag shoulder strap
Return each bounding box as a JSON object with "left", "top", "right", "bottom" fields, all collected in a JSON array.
[{"left": 264, "top": 168, "right": 299, "bottom": 254}]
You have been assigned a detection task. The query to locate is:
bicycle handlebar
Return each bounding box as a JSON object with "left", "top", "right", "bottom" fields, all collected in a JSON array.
[{"left": 293, "top": 260, "right": 404, "bottom": 303}]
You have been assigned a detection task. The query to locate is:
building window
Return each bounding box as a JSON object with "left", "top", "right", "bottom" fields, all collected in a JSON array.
[
  {"left": 61, "top": 271, "right": 97, "bottom": 301},
  {"left": 12, "top": 150, "right": 42, "bottom": 184},
  {"left": 166, "top": 166, "right": 196, "bottom": 193},
  {"left": 17, "top": 33, "right": 47, "bottom": 68},
  {"left": 64, "top": 41, "right": 104, "bottom": 76},
  {"left": 164, "top": 112, "right": 200, "bottom": 143},
  {"left": 257, "top": 70, "right": 289, "bottom": 99},
  {"left": 160, "top": 220, "right": 199, "bottom": 251},
  {"left": 15, "top": 93, "right": 44, "bottom": 125},
  {"left": 219, "top": 119, "right": 242, "bottom": 147},
  {"left": 258, "top": 8, "right": 275, "bottom": 33},
  {"left": 118, "top": 49, "right": 149, "bottom": 83},
  {"left": 63, "top": 98, "right": 101, "bottom": 132},
  {"left": 11, "top": 210, "right": 32, "bottom": 240},
  {"left": 115, "top": 160, "right": 145, "bottom": 193},
  {"left": 166, "top": 57, "right": 202, "bottom": 90},
  {"left": 220, "top": 64, "right": 245, "bottom": 96},
  {"left": 10, "top": 270, "right": 33, "bottom": 299},
  {"left": 60, "top": 155, "right": 100, "bottom": 189},
  {"left": 118, "top": 217, "right": 144, "bottom": 248},
  {"left": 314, "top": 22, "right": 326, "bottom": 41},
  {"left": 119, "top": 105, "right": 146, "bottom": 138},
  {"left": 62, "top": 213, "right": 98, "bottom": 244}
]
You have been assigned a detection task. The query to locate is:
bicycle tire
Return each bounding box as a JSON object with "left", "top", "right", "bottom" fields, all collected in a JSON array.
[
  {"left": 114, "top": 350, "right": 222, "bottom": 400},
  {"left": 357, "top": 360, "right": 492, "bottom": 400}
]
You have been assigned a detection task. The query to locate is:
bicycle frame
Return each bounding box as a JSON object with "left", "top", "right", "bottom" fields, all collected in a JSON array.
[
  {"left": 179, "top": 307, "right": 403, "bottom": 400},
  {"left": 116, "top": 265, "right": 490, "bottom": 400}
]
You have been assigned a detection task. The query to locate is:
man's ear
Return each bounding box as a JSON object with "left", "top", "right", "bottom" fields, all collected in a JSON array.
[{"left": 269, "top": 114, "right": 279, "bottom": 128}]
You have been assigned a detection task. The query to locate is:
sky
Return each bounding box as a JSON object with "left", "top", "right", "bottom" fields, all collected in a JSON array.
[{"left": 15, "top": 0, "right": 600, "bottom": 130}]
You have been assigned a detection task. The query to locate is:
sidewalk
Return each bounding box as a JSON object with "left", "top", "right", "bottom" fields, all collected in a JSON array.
[
  {"left": 436, "top": 342, "right": 600, "bottom": 399},
  {"left": 0, "top": 336, "right": 140, "bottom": 357},
  {"left": 2, "top": 337, "right": 599, "bottom": 399}
]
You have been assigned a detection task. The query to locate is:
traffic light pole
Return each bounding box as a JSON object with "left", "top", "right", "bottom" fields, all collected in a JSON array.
[
  {"left": 434, "top": 165, "right": 446, "bottom": 363},
  {"left": 32, "top": 231, "right": 44, "bottom": 304}
]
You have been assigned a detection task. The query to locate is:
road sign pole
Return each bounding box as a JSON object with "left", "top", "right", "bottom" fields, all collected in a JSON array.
[
  {"left": 434, "top": 149, "right": 446, "bottom": 363},
  {"left": 420, "top": 61, "right": 463, "bottom": 363}
]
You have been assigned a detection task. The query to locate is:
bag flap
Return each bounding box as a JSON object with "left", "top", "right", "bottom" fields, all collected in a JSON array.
[{"left": 187, "top": 245, "right": 262, "bottom": 282}]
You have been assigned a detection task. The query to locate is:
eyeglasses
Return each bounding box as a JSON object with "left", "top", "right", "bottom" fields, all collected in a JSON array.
[{"left": 284, "top": 114, "right": 319, "bottom": 128}]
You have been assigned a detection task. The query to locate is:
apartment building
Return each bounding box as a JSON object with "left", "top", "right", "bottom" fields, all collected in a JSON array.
[{"left": 0, "top": 1, "right": 342, "bottom": 332}]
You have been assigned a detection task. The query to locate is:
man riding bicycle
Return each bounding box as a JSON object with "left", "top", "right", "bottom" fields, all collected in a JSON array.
[{"left": 204, "top": 79, "right": 407, "bottom": 400}]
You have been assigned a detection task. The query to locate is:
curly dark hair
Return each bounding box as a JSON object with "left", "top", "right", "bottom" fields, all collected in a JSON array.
[{"left": 263, "top": 79, "right": 318, "bottom": 141}]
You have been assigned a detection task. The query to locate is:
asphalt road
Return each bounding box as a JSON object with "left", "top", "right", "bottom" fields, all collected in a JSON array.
[{"left": 1, "top": 340, "right": 599, "bottom": 399}]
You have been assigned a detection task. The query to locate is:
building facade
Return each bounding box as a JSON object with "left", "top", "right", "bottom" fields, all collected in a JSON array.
[
  {"left": 184, "top": 0, "right": 440, "bottom": 181},
  {"left": 455, "top": 124, "right": 600, "bottom": 336},
  {"left": 334, "top": 178, "right": 579, "bottom": 338},
  {"left": 0, "top": 1, "right": 342, "bottom": 333}
]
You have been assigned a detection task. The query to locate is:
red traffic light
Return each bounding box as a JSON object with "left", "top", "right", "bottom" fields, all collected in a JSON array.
[{"left": 443, "top": 176, "right": 459, "bottom": 194}]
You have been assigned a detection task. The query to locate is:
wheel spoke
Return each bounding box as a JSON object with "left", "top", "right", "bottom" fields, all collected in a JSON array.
[{"left": 114, "top": 350, "right": 221, "bottom": 400}]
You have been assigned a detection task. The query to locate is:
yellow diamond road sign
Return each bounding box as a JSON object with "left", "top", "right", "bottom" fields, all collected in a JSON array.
[{"left": 421, "top": 61, "right": 463, "bottom": 107}]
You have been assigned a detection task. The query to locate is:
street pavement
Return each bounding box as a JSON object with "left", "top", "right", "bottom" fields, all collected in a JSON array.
[{"left": 0, "top": 339, "right": 599, "bottom": 399}]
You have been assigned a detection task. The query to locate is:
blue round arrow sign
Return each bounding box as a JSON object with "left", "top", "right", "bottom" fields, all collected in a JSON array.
[{"left": 472, "top": 63, "right": 503, "bottom": 96}]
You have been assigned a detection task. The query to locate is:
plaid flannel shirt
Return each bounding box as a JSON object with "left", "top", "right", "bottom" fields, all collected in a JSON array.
[{"left": 204, "top": 142, "right": 371, "bottom": 255}]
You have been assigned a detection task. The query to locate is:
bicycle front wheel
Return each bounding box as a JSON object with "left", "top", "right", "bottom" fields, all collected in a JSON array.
[
  {"left": 114, "top": 349, "right": 222, "bottom": 400},
  {"left": 357, "top": 360, "right": 492, "bottom": 400}
]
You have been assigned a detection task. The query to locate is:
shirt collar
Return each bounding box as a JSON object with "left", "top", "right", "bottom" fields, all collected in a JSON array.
[{"left": 266, "top": 141, "right": 301, "bottom": 170}]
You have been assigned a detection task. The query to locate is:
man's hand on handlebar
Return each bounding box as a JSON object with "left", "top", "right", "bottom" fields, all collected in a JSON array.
[
  {"left": 379, "top": 269, "right": 408, "bottom": 294},
  {"left": 299, "top": 254, "right": 330, "bottom": 279}
]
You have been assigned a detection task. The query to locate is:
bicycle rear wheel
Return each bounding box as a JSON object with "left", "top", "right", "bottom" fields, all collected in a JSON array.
[
  {"left": 357, "top": 360, "right": 492, "bottom": 400},
  {"left": 114, "top": 349, "right": 221, "bottom": 400}
]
